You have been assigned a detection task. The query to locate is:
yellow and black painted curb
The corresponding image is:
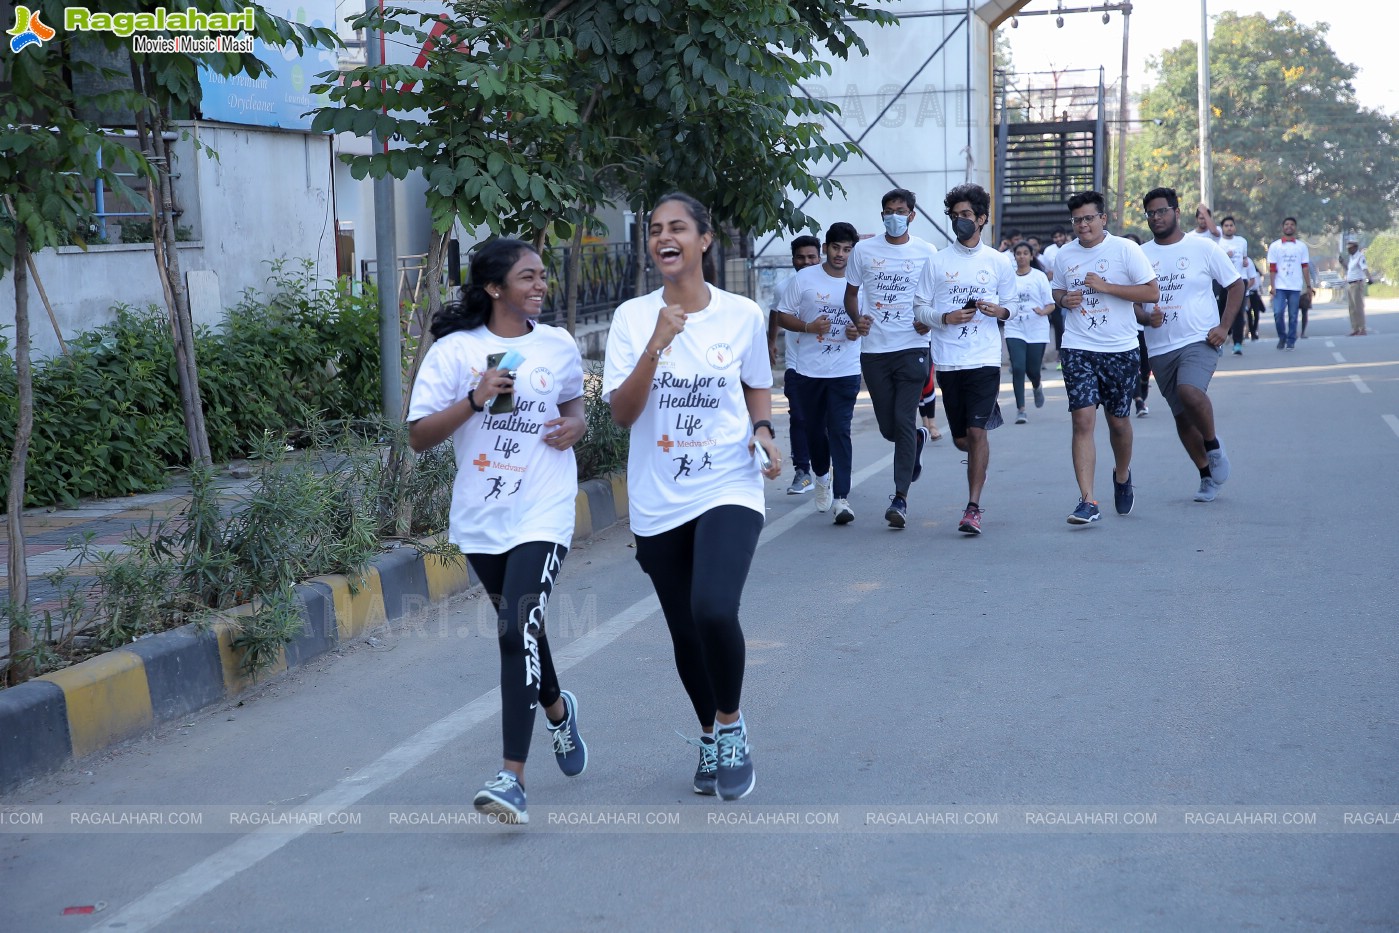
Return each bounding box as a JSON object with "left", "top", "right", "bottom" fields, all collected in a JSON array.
[{"left": 0, "top": 475, "right": 626, "bottom": 794}]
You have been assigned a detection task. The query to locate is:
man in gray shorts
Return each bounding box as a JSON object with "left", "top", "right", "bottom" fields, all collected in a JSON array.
[{"left": 1136, "top": 187, "right": 1245, "bottom": 502}]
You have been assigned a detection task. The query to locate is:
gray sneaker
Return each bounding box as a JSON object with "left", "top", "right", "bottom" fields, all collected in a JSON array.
[
  {"left": 715, "top": 723, "right": 755, "bottom": 801},
  {"left": 786, "top": 469, "right": 813, "bottom": 495},
  {"left": 684, "top": 733, "right": 718, "bottom": 796},
  {"left": 1033, "top": 385, "right": 1045, "bottom": 408},
  {"left": 1206, "top": 443, "right": 1230, "bottom": 485},
  {"left": 546, "top": 689, "right": 588, "bottom": 777},
  {"left": 473, "top": 770, "right": 528, "bottom": 824},
  {"left": 1193, "top": 477, "right": 1219, "bottom": 502}
]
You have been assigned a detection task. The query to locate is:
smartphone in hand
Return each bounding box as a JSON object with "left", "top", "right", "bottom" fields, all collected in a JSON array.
[{"left": 485, "top": 350, "right": 525, "bottom": 414}]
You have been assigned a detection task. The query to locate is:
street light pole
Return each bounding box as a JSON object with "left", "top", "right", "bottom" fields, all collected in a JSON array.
[
  {"left": 1114, "top": 3, "right": 1132, "bottom": 225},
  {"left": 367, "top": 0, "right": 402, "bottom": 424},
  {"left": 1198, "top": 0, "right": 1213, "bottom": 206}
]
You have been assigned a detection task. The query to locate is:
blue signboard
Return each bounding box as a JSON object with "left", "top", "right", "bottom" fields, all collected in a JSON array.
[{"left": 198, "top": 1, "right": 337, "bottom": 131}]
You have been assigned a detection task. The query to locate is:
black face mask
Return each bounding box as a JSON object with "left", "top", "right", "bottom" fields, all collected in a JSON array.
[{"left": 953, "top": 217, "right": 978, "bottom": 242}]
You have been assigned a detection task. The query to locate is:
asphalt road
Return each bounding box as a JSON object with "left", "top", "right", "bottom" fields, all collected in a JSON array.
[{"left": 3, "top": 301, "right": 1397, "bottom": 931}]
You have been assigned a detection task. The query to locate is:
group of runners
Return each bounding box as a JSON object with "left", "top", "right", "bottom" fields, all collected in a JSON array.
[
  {"left": 401, "top": 181, "right": 1310, "bottom": 823},
  {"left": 769, "top": 182, "right": 1249, "bottom": 533}
]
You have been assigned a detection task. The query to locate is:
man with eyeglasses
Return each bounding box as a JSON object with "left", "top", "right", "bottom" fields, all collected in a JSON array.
[
  {"left": 844, "top": 187, "right": 939, "bottom": 529},
  {"left": 912, "top": 183, "right": 1018, "bottom": 535},
  {"left": 1135, "top": 187, "right": 1243, "bottom": 503},
  {"left": 1050, "top": 191, "right": 1160, "bottom": 525}
]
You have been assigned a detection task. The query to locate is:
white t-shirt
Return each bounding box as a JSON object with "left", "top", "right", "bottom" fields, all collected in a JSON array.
[
  {"left": 1004, "top": 268, "right": 1054, "bottom": 344},
  {"left": 773, "top": 272, "right": 800, "bottom": 369},
  {"left": 914, "top": 241, "right": 1018, "bottom": 369},
  {"left": 1217, "top": 235, "right": 1251, "bottom": 283},
  {"left": 408, "top": 324, "right": 584, "bottom": 555},
  {"left": 1187, "top": 228, "right": 1221, "bottom": 245},
  {"left": 1346, "top": 250, "right": 1368, "bottom": 283},
  {"left": 1267, "top": 239, "right": 1310, "bottom": 291},
  {"left": 1050, "top": 233, "right": 1158, "bottom": 353},
  {"left": 1040, "top": 242, "right": 1061, "bottom": 269},
  {"left": 603, "top": 285, "right": 772, "bottom": 537},
  {"left": 1139, "top": 235, "right": 1241, "bottom": 355},
  {"left": 844, "top": 235, "right": 938, "bottom": 354},
  {"left": 777, "top": 264, "right": 861, "bottom": 378}
]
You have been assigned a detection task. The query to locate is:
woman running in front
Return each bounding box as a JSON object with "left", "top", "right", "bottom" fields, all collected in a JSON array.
[
  {"left": 1006, "top": 241, "right": 1055, "bottom": 424},
  {"left": 407, "top": 238, "right": 588, "bottom": 825},
  {"left": 603, "top": 192, "right": 782, "bottom": 801}
]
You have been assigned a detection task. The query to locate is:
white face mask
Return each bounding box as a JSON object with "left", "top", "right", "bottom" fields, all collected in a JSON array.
[{"left": 883, "top": 213, "right": 909, "bottom": 237}]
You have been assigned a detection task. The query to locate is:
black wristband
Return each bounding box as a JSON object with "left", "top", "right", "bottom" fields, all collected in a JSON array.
[
  {"left": 752, "top": 420, "right": 775, "bottom": 438},
  {"left": 467, "top": 389, "right": 485, "bottom": 413}
]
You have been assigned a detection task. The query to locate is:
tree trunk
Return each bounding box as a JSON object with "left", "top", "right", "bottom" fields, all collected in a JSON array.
[
  {"left": 388, "top": 230, "right": 449, "bottom": 537},
  {"left": 6, "top": 227, "right": 36, "bottom": 684},
  {"left": 565, "top": 221, "right": 585, "bottom": 337},
  {"left": 132, "top": 61, "right": 210, "bottom": 469}
]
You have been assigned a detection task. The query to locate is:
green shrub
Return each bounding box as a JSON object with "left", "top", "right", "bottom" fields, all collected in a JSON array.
[
  {"left": 574, "top": 363, "right": 629, "bottom": 481},
  {"left": 0, "top": 264, "right": 382, "bottom": 509}
]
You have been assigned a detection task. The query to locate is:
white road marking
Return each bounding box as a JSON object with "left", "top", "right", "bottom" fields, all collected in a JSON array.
[
  {"left": 1384, "top": 415, "right": 1399, "bottom": 440},
  {"left": 1350, "top": 375, "right": 1372, "bottom": 394},
  {"left": 88, "top": 456, "right": 895, "bottom": 933},
  {"left": 1333, "top": 352, "right": 1347, "bottom": 364},
  {"left": 1325, "top": 340, "right": 1335, "bottom": 348}
]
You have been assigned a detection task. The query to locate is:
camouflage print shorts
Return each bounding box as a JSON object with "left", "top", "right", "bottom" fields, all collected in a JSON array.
[{"left": 1059, "top": 347, "right": 1141, "bottom": 417}]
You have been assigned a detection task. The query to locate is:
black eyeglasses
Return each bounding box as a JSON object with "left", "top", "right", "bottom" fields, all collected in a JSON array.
[
  {"left": 946, "top": 210, "right": 977, "bottom": 220},
  {"left": 1070, "top": 213, "right": 1104, "bottom": 226},
  {"left": 1143, "top": 207, "right": 1174, "bottom": 219}
]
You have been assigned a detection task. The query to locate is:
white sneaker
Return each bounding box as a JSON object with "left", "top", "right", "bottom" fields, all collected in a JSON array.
[
  {"left": 814, "top": 474, "right": 833, "bottom": 512},
  {"left": 1193, "top": 477, "right": 1219, "bottom": 502},
  {"left": 833, "top": 498, "right": 854, "bottom": 525}
]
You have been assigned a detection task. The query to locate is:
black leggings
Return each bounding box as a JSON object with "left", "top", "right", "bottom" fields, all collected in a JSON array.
[
  {"left": 1246, "top": 291, "right": 1264, "bottom": 338},
  {"left": 634, "top": 505, "right": 763, "bottom": 726},
  {"left": 467, "top": 542, "right": 568, "bottom": 763}
]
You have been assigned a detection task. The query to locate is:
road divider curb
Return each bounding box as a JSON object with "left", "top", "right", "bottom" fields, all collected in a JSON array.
[{"left": 0, "top": 474, "right": 626, "bottom": 794}]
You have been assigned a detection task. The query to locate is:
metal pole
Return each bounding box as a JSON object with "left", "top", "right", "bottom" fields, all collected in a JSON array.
[
  {"left": 1198, "top": 0, "right": 1213, "bottom": 206},
  {"left": 368, "top": 0, "right": 401, "bottom": 424},
  {"left": 1114, "top": 4, "right": 1132, "bottom": 225}
]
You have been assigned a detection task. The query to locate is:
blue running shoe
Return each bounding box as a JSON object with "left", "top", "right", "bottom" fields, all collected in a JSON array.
[
  {"left": 885, "top": 494, "right": 907, "bottom": 529},
  {"left": 547, "top": 689, "right": 587, "bottom": 777},
  {"left": 715, "top": 724, "right": 755, "bottom": 801},
  {"left": 1067, "top": 498, "right": 1101, "bottom": 525},
  {"left": 473, "top": 770, "right": 527, "bottom": 824},
  {"left": 1114, "top": 471, "right": 1134, "bottom": 515}
]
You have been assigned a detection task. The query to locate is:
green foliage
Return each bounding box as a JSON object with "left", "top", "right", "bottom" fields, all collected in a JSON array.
[
  {"left": 312, "top": 2, "right": 595, "bottom": 240},
  {"left": 119, "top": 221, "right": 195, "bottom": 244},
  {"left": 314, "top": 0, "right": 895, "bottom": 244},
  {"left": 1125, "top": 12, "right": 1399, "bottom": 237},
  {"left": 1366, "top": 232, "right": 1399, "bottom": 284},
  {"left": 0, "top": 269, "right": 381, "bottom": 509},
  {"left": 574, "top": 364, "right": 628, "bottom": 481}
]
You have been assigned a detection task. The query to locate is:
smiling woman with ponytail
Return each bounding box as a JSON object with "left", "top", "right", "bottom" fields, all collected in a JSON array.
[
  {"left": 602, "top": 192, "right": 781, "bottom": 803},
  {"left": 407, "top": 237, "right": 590, "bottom": 825}
]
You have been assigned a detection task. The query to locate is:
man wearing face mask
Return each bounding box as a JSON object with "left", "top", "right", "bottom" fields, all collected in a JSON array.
[
  {"left": 843, "top": 187, "right": 939, "bottom": 529},
  {"left": 913, "top": 183, "right": 1018, "bottom": 535}
]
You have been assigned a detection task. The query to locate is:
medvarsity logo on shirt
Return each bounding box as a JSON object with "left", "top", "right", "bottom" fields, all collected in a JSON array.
[
  {"left": 9, "top": 7, "right": 258, "bottom": 53},
  {"left": 466, "top": 363, "right": 548, "bottom": 497}
]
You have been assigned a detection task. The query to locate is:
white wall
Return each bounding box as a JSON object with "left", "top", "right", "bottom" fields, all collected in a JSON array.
[
  {"left": 755, "top": 0, "right": 1000, "bottom": 263},
  {"left": 2, "top": 122, "right": 338, "bottom": 361}
]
